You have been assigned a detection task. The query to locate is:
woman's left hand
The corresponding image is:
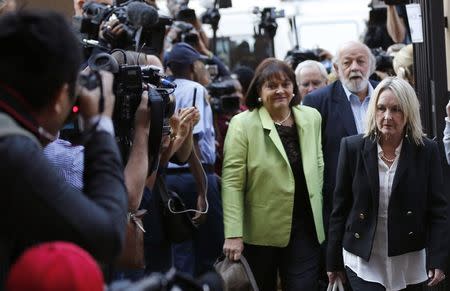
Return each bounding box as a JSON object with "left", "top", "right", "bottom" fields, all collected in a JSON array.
[{"left": 428, "top": 268, "right": 446, "bottom": 286}]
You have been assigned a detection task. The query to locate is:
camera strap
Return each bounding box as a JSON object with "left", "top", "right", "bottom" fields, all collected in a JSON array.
[{"left": 148, "top": 88, "right": 164, "bottom": 172}]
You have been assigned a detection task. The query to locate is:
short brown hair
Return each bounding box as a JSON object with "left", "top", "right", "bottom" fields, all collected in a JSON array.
[{"left": 245, "top": 58, "right": 300, "bottom": 110}]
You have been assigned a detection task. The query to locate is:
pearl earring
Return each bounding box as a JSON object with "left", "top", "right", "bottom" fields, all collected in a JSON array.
[{"left": 258, "top": 97, "right": 262, "bottom": 102}]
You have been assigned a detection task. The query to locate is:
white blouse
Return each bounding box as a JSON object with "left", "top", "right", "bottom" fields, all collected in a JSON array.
[{"left": 343, "top": 141, "right": 428, "bottom": 291}]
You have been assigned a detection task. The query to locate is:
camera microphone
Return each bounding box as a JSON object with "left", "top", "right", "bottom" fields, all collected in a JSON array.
[
  {"left": 160, "top": 78, "right": 177, "bottom": 89},
  {"left": 127, "top": 2, "right": 159, "bottom": 28}
]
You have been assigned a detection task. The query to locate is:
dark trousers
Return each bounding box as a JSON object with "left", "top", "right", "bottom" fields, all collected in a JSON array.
[
  {"left": 243, "top": 220, "right": 320, "bottom": 291},
  {"left": 142, "top": 187, "right": 172, "bottom": 274},
  {"left": 166, "top": 173, "right": 224, "bottom": 276},
  {"left": 346, "top": 267, "right": 425, "bottom": 291},
  {"left": 111, "top": 187, "right": 172, "bottom": 283}
]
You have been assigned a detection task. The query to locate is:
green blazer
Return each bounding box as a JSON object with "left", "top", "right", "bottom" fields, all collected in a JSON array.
[{"left": 221, "top": 105, "right": 325, "bottom": 247}]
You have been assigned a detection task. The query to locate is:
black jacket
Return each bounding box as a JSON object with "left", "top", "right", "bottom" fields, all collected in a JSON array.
[
  {"left": 0, "top": 114, "right": 128, "bottom": 287},
  {"left": 327, "top": 134, "right": 447, "bottom": 271},
  {"left": 303, "top": 80, "right": 379, "bottom": 231}
]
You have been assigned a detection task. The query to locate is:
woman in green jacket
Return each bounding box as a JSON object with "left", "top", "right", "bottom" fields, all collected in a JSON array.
[{"left": 221, "top": 58, "right": 325, "bottom": 291}]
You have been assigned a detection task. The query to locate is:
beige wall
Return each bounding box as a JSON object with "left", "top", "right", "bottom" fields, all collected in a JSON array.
[
  {"left": 17, "top": 0, "right": 73, "bottom": 18},
  {"left": 445, "top": 0, "right": 450, "bottom": 91}
]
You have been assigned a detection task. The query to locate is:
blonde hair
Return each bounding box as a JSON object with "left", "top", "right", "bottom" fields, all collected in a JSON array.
[
  {"left": 393, "top": 44, "right": 414, "bottom": 84},
  {"left": 364, "top": 77, "right": 424, "bottom": 145}
]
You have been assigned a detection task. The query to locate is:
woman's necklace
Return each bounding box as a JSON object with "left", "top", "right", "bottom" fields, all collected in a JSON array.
[
  {"left": 381, "top": 152, "right": 396, "bottom": 163},
  {"left": 273, "top": 111, "right": 291, "bottom": 126}
]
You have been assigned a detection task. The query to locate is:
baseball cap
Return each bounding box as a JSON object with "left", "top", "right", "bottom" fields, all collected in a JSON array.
[
  {"left": 6, "top": 241, "right": 104, "bottom": 291},
  {"left": 166, "top": 42, "right": 206, "bottom": 67}
]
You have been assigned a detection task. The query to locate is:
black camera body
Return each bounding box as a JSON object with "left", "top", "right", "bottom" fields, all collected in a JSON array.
[
  {"left": 80, "top": 2, "right": 113, "bottom": 40},
  {"left": 87, "top": 52, "right": 176, "bottom": 164},
  {"left": 201, "top": 8, "right": 221, "bottom": 29},
  {"left": 114, "top": 65, "right": 175, "bottom": 162},
  {"left": 172, "top": 21, "right": 199, "bottom": 45},
  {"left": 80, "top": 0, "right": 167, "bottom": 53},
  {"left": 254, "top": 7, "right": 285, "bottom": 39},
  {"left": 80, "top": 2, "right": 135, "bottom": 48},
  {"left": 207, "top": 80, "right": 240, "bottom": 114},
  {"left": 176, "top": 5, "right": 197, "bottom": 23},
  {"left": 140, "top": 15, "right": 173, "bottom": 56}
]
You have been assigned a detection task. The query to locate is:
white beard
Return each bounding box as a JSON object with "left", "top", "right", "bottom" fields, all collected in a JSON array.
[{"left": 340, "top": 71, "right": 369, "bottom": 94}]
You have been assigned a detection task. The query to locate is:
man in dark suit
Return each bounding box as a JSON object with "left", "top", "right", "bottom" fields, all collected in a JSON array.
[
  {"left": 303, "top": 41, "right": 378, "bottom": 232},
  {"left": 0, "top": 10, "right": 127, "bottom": 288}
]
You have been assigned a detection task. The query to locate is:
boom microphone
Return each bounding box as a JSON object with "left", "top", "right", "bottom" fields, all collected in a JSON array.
[{"left": 127, "top": 2, "right": 159, "bottom": 28}]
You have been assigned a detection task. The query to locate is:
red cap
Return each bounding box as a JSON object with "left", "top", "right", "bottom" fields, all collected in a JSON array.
[{"left": 6, "top": 241, "right": 104, "bottom": 291}]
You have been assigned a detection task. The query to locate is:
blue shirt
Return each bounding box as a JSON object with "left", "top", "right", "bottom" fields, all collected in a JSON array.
[
  {"left": 342, "top": 83, "right": 374, "bottom": 134},
  {"left": 168, "top": 78, "right": 216, "bottom": 167},
  {"left": 43, "top": 118, "right": 115, "bottom": 190},
  {"left": 43, "top": 138, "right": 84, "bottom": 190}
]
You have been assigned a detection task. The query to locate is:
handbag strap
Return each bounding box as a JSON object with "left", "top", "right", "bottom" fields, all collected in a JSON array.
[
  {"left": 128, "top": 209, "right": 147, "bottom": 233},
  {"left": 336, "top": 277, "right": 344, "bottom": 291},
  {"left": 239, "top": 255, "right": 260, "bottom": 291}
]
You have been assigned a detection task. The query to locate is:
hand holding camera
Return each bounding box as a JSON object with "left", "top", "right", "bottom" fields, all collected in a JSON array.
[
  {"left": 78, "top": 70, "right": 116, "bottom": 120},
  {"left": 134, "top": 90, "right": 151, "bottom": 134},
  {"left": 99, "top": 18, "right": 126, "bottom": 48}
]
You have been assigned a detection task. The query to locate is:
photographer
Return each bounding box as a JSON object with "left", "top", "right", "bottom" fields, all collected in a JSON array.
[
  {"left": 165, "top": 21, "right": 230, "bottom": 78},
  {"left": 0, "top": 9, "right": 127, "bottom": 288},
  {"left": 167, "top": 0, "right": 210, "bottom": 50},
  {"left": 77, "top": 0, "right": 167, "bottom": 62},
  {"left": 165, "top": 42, "right": 224, "bottom": 277},
  {"left": 208, "top": 77, "right": 245, "bottom": 175}
]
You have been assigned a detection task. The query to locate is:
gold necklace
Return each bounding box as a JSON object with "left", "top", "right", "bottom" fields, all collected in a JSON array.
[
  {"left": 381, "top": 152, "right": 396, "bottom": 163},
  {"left": 273, "top": 111, "right": 291, "bottom": 126}
]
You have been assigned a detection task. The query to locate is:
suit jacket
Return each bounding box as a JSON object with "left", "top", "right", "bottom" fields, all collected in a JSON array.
[
  {"left": 302, "top": 79, "right": 378, "bottom": 231},
  {"left": 327, "top": 134, "right": 447, "bottom": 271},
  {"left": 221, "top": 105, "right": 325, "bottom": 247},
  {"left": 0, "top": 113, "right": 127, "bottom": 287}
]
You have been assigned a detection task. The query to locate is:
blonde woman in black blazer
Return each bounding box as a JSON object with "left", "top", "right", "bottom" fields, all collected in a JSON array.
[{"left": 327, "top": 77, "right": 447, "bottom": 291}]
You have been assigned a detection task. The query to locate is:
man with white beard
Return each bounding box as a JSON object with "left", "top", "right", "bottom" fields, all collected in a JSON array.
[{"left": 303, "top": 41, "right": 377, "bottom": 233}]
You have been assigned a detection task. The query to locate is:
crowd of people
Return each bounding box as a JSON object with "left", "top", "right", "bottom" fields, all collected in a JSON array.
[{"left": 0, "top": 0, "right": 449, "bottom": 290}]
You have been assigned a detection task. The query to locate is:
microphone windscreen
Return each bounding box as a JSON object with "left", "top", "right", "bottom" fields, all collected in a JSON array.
[{"left": 127, "top": 2, "right": 159, "bottom": 27}]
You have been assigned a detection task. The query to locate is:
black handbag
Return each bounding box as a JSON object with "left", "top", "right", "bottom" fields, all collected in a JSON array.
[{"left": 156, "top": 176, "right": 197, "bottom": 243}]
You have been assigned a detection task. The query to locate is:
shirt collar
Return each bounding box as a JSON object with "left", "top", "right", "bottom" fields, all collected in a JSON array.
[
  {"left": 377, "top": 139, "right": 403, "bottom": 157},
  {"left": 342, "top": 80, "right": 374, "bottom": 102}
]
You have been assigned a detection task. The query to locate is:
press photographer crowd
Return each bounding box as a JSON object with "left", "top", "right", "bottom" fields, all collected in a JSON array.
[{"left": 1, "top": 0, "right": 449, "bottom": 290}]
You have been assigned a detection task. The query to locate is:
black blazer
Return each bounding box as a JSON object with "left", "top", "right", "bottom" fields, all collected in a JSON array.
[
  {"left": 303, "top": 80, "right": 378, "bottom": 231},
  {"left": 327, "top": 134, "right": 447, "bottom": 271}
]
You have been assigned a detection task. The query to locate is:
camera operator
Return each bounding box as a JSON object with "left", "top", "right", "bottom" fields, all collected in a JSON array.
[
  {"left": 208, "top": 77, "right": 245, "bottom": 175},
  {"left": 165, "top": 21, "right": 230, "bottom": 78},
  {"left": 167, "top": 0, "right": 210, "bottom": 50},
  {"left": 77, "top": 0, "right": 167, "bottom": 63},
  {"left": 164, "top": 42, "right": 224, "bottom": 277},
  {"left": 0, "top": 9, "right": 127, "bottom": 288}
]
